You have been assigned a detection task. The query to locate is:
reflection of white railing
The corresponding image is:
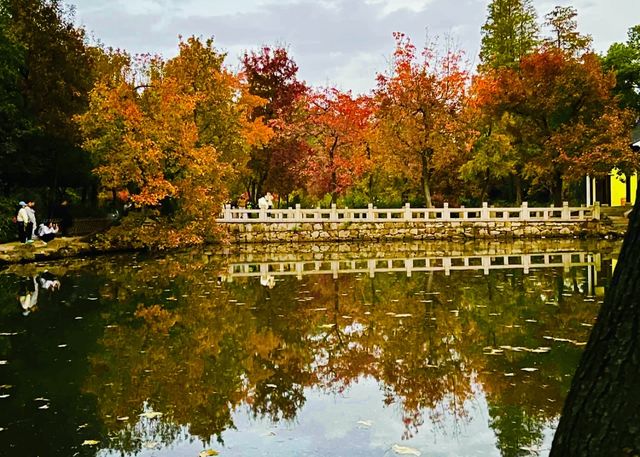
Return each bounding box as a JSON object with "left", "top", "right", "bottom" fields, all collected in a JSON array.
[
  {"left": 218, "top": 202, "right": 600, "bottom": 223},
  {"left": 224, "top": 252, "right": 600, "bottom": 281}
]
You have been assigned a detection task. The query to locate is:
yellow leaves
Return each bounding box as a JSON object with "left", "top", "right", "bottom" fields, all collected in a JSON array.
[
  {"left": 135, "top": 305, "right": 179, "bottom": 334},
  {"left": 199, "top": 450, "right": 219, "bottom": 457},
  {"left": 392, "top": 444, "right": 421, "bottom": 455},
  {"left": 139, "top": 411, "right": 164, "bottom": 419},
  {"left": 82, "top": 440, "right": 100, "bottom": 446}
]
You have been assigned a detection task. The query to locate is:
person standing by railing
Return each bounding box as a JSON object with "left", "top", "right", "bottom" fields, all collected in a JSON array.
[{"left": 258, "top": 193, "right": 274, "bottom": 210}]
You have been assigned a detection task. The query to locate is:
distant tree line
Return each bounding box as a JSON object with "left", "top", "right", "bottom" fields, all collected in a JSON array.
[{"left": 1, "top": 0, "right": 639, "bottom": 245}]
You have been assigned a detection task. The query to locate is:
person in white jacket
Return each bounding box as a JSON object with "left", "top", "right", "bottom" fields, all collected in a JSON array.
[{"left": 16, "top": 201, "right": 29, "bottom": 243}]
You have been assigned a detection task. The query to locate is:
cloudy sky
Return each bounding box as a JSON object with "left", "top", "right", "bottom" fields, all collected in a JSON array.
[{"left": 70, "top": 0, "right": 638, "bottom": 94}]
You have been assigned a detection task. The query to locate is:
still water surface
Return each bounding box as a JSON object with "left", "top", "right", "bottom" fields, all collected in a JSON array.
[{"left": 0, "top": 241, "right": 620, "bottom": 456}]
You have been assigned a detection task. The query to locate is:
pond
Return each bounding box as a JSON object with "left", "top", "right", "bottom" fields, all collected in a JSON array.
[{"left": 0, "top": 240, "right": 620, "bottom": 457}]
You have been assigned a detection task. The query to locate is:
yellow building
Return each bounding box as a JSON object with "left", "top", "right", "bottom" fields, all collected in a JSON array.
[
  {"left": 588, "top": 131, "right": 640, "bottom": 207},
  {"left": 609, "top": 170, "right": 637, "bottom": 207}
]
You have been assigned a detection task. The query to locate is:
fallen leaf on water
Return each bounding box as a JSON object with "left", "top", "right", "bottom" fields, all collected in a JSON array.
[
  {"left": 139, "top": 412, "right": 163, "bottom": 419},
  {"left": 521, "top": 367, "right": 538, "bottom": 372},
  {"left": 320, "top": 324, "right": 335, "bottom": 329},
  {"left": 0, "top": 394, "right": 9, "bottom": 399},
  {"left": 266, "top": 384, "right": 277, "bottom": 388},
  {"left": 261, "top": 431, "right": 276, "bottom": 436},
  {"left": 82, "top": 440, "right": 99, "bottom": 446},
  {"left": 38, "top": 404, "right": 49, "bottom": 409},
  {"left": 199, "top": 450, "right": 219, "bottom": 456},
  {"left": 116, "top": 416, "right": 129, "bottom": 421},
  {"left": 357, "top": 420, "right": 372, "bottom": 428},
  {"left": 143, "top": 441, "right": 159, "bottom": 449},
  {"left": 395, "top": 314, "right": 412, "bottom": 318},
  {"left": 392, "top": 444, "right": 421, "bottom": 456}
]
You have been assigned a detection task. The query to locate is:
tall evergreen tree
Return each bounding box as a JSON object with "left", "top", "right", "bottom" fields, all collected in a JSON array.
[{"left": 479, "top": 0, "right": 539, "bottom": 69}]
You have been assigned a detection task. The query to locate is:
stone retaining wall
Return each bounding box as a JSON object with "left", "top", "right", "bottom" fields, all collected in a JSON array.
[{"left": 223, "top": 220, "right": 611, "bottom": 244}]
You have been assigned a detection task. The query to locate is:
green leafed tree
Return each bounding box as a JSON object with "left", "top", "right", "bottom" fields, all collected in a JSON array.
[
  {"left": 479, "top": 0, "right": 540, "bottom": 69},
  {"left": 603, "top": 24, "right": 640, "bottom": 117},
  {"left": 0, "top": 0, "right": 96, "bottom": 195}
]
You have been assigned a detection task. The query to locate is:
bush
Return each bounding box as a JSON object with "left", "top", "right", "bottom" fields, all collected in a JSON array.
[{"left": 0, "top": 197, "right": 19, "bottom": 243}]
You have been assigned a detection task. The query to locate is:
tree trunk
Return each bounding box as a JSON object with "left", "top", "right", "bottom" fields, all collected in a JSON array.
[
  {"left": 421, "top": 152, "right": 432, "bottom": 208},
  {"left": 551, "top": 172, "right": 563, "bottom": 206},
  {"left": 550, "top": 187, "right": 640, "bottom": 455},
  {"left": 514, "top": 175, "right": 522, "bottom": 205}
]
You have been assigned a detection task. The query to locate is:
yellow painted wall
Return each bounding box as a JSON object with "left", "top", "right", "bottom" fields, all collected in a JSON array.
[{"left": 610, "top": 171, "right": 637, "bottom": 206}]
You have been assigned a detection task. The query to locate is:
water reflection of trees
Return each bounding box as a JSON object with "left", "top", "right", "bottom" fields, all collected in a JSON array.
[{"left": 61, "top": 247, "right": 606, "bottom": 455}]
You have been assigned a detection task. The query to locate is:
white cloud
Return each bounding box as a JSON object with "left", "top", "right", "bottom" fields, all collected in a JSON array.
[{"left": 70, "top": 0, "right": 639, "bottom": 93}]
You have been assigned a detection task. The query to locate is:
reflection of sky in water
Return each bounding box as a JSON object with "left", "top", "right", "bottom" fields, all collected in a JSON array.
[{"left": 96, "top": 379, "right": 555, "bottom": 456}]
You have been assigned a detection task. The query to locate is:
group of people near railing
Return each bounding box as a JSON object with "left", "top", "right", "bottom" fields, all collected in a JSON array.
[{"left": 14, "top": 199, "right": 73, "bottom": 244}]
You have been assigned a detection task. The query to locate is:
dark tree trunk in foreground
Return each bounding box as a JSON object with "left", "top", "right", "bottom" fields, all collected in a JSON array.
[{"left": 550, "top": 191, "right": 640, "bottom": 456}]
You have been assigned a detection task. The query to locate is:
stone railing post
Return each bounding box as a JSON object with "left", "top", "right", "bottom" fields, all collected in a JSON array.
[
  {"left": 442, "top": 202, "right": 450, "bottom": 221},
  {"left": 404, "top": 203, "right": 412, "bottom": 221},
  {"left": 562, "top": 201, "right": 570, "bottom": 220},
  {"left": 481, "top": 202, "right": 489, "bottom": 220},
  {"left": 295, "top": 203, "right": 302, "bottom": 221},
  {"left": 223, "top": 204, "right": 232, "bottom": 221},
  {"left": 593, "top": 201, "right": 601, "bottom": 220},
  {"left": 520, "top": 201, "right": 528, "bottom": 221},
  {"left": 368, "top": 203, "right": 374, "bottom": 220},
  {"left": 330, "top": 203, "right": 338, "bottom": 222},
  {"left": 259, "top": 206, "right": 267, "bottom": 221}
]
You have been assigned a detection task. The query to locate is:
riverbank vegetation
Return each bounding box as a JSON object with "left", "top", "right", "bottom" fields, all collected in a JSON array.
[{"left": 1, "top": 0, "right": 638, "bottom": 247}]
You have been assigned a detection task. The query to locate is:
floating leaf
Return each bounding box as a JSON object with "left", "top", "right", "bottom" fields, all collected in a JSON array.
[
  {"left": 82, "top": 440, "right": 99, "bottom": 446},
  {"left": 521, "top": 367, "right": 538, "bottom": 372},
  {"left": 139, "top": 411, "right": 163, "bottom": 419},
  {"left": 116, "top": 416, "right": 129, "bottom": 421},
  {"left": 392, "top": 444, "right": 421, "bottom": 455},
  {"left": 199, "top": 450, "right": 219, "bottom": 456},
  {"left": 357, "top": 420, "right": 372, "bottom": 428}
]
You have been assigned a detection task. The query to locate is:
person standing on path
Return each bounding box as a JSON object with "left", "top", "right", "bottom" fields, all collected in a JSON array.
[
  {"left": 25, "top": 200, "right": 37, "bottom": 242},
  {"left": 16, "top": 201, "right": 29, "bottom": 242}
]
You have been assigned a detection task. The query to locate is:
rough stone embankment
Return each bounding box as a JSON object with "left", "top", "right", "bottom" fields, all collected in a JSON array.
[{"left": 224, "top": 219, "right": 616, "bottom": 243}]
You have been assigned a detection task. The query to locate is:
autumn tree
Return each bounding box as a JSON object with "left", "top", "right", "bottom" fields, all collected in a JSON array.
[
  {"left": 481, "top": 49, "right": 637, "bottom": 204},
  {"left": 543, "top": 6, "right": 592, "bottom": 56},
  {"left": 375, "top": 33, "right": 470, "bottom": 207},
  {"left": 603, "top": 24, "right": 640, "bottom": 117},
  {"left": 302, "top": 88, "right": 373, "bottom": 203},
  {"left": 241, "top": 46, "right": 308, "bottom": 203},
  {"left": 77, "top": 38, "right": 267, "bottom": 247},
  {"left": 479, "top": 0, "right": 539, "bottom": 69}
]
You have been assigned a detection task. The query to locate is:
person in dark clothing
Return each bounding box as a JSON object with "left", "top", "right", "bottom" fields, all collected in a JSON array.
[{"left": 57, "top": 200, "right": 73, "bottom": 236}]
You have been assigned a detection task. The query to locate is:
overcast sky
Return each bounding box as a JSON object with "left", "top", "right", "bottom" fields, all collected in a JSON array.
[{"left": 70, "top": 0, "right": 639, "bottom": 94}]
